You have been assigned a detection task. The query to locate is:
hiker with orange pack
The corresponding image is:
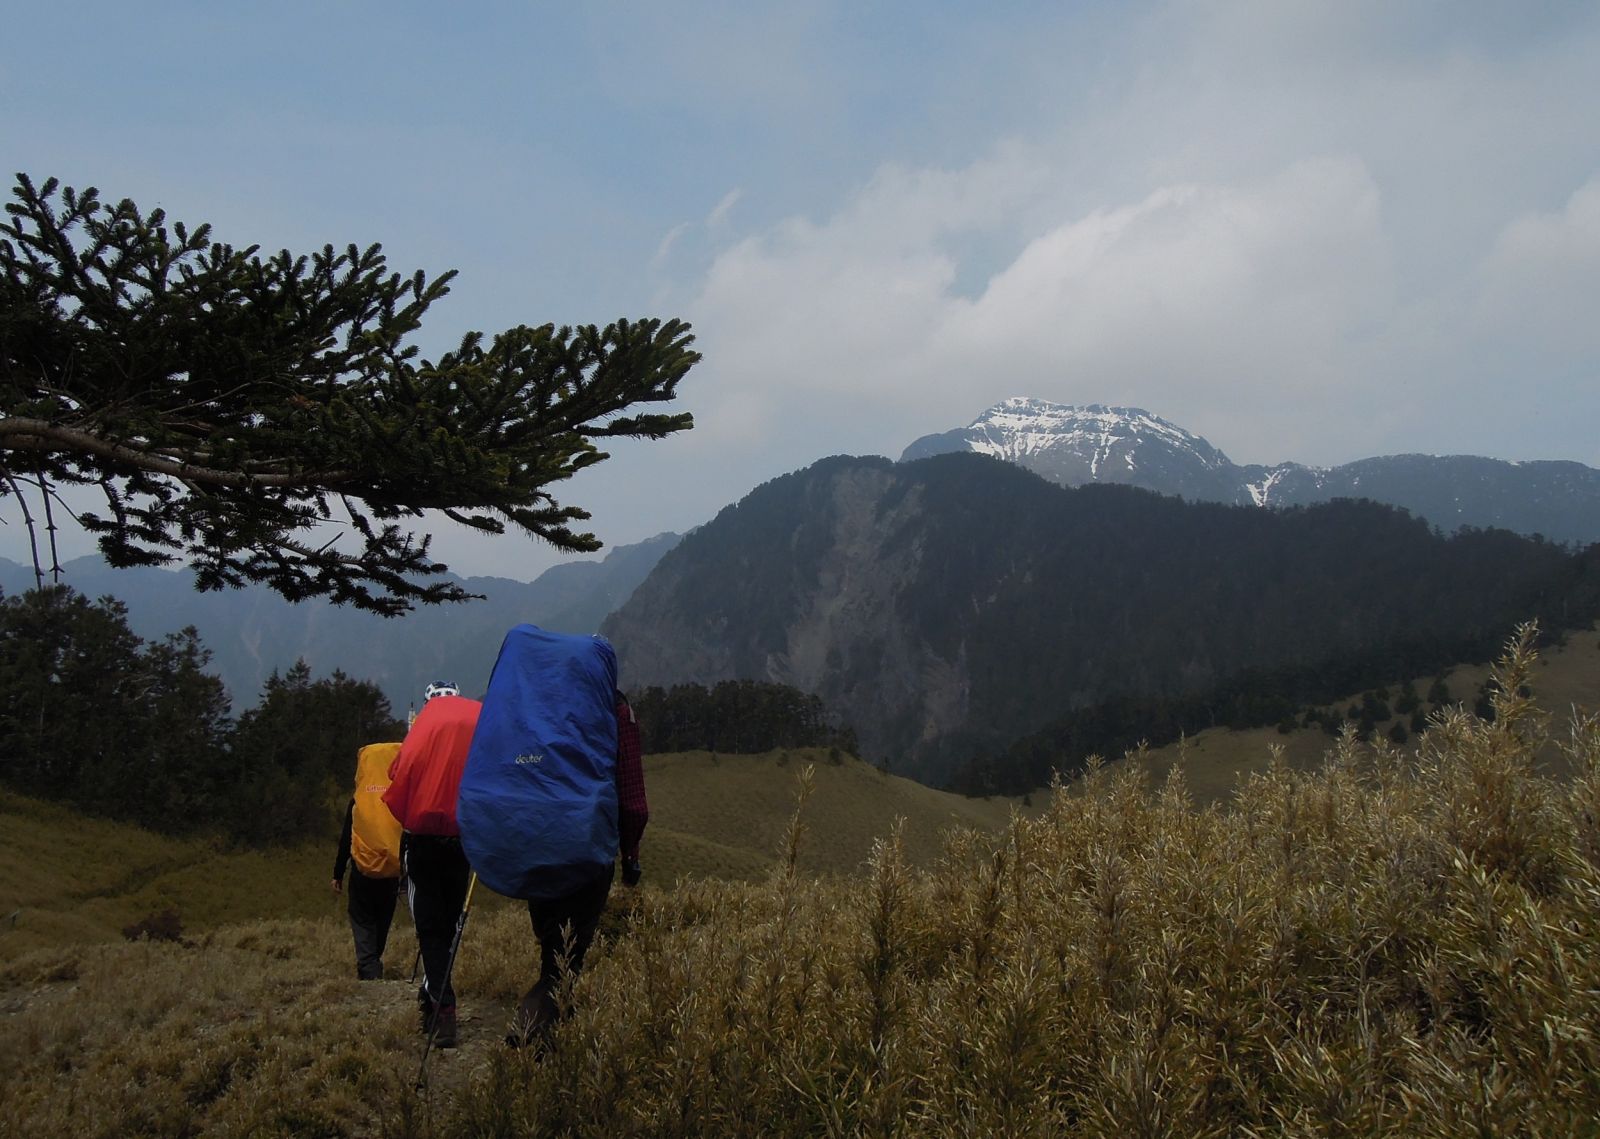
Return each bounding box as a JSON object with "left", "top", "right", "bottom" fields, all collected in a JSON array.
[{"left": 331, "top": 740, "right": 405, "bottom": 979}]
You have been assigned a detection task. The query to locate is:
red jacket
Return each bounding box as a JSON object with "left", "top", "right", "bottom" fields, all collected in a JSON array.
[{"left": 382, "top": 695, "right": 481, "bottom": 835}]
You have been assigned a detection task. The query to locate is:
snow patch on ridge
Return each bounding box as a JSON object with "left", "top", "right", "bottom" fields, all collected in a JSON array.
[{"left": 1246, "top": 469, "right": 1285, "bottom": 507}]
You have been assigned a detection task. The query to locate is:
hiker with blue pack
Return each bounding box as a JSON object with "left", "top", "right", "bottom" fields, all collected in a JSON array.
[{"left": 457, "top": 625, "right": 649, "bottom": 1051}]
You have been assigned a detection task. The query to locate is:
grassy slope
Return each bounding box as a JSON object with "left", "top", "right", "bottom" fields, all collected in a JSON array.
[
  {"left": 0, "top": 791, "right": 337, "bottom": 963},
  {"left": 1, "top": 750, "right": 1017, "bottom": 963},
  {"left": 1131, "top": 623, "right": 1600, "bottom": 804},
  {"left": 643, "top": 747, "right": 1019, "bottom": 882}
]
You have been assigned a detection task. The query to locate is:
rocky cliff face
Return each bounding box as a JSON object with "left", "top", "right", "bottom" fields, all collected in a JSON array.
[{"left": 607, "top": 460, "right": 966, "bottom": 750}]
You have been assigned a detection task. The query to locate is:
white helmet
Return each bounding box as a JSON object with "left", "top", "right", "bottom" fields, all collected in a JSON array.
[{"left": 425, "top": 680, "right": 460, "bottom": 701}]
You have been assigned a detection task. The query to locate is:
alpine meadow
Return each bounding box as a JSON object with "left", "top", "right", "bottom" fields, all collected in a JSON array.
[
  {"left": 9, "top": 4, "right": 1600, "bottom": 1134},
  {"left": 7, "top": 629, "right": 1600, "bottom": 1136}
]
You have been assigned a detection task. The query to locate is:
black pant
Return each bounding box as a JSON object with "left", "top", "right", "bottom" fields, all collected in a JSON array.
[
  {"left": 520, "top": 863, "right": 615, "bottom": 1034},
  {"left": 404, "top": 834, "right": 471, "bottom": 1008},
  {"left": 347, "top": 867, "right": 400, "bottom": 980}
]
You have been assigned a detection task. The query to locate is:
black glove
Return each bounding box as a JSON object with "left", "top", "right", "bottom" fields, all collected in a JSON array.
[{"left": 622, "top": 859, "right": 642, "bottom": 887}]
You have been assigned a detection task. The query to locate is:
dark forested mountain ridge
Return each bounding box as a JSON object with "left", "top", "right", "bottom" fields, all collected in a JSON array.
[
  {"left": 1251, "top": 454, "right": 1600, "bottom": 546},
  {"left": 903, "top": 398, "right": 1600, "bottom": 546},
  {"left": 603, "top": 452, "right": 1600, "bottom": 785}
]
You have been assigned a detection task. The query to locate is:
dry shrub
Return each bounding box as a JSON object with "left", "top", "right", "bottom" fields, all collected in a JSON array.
[
  {"left": 0, "top": 919, "right": 415, "bottom": 1138},
  {"left": 122, "top": 907, "right": 184, "bottom": 944}
]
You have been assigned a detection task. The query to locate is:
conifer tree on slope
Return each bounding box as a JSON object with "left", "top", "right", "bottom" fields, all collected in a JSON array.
[{"left": 0, "top": 174, "right": 698, "bottom": 613}]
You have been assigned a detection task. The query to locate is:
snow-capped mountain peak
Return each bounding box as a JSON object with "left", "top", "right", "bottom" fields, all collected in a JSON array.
[
  {"left": 961, "top": 398, "right": 1232, "bottom": 475},
  {"left": 902, "top": 398, "right": 1237, "bottom": 494}
]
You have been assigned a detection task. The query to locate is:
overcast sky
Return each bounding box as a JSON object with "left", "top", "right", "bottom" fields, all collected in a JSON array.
[{"left": 5, "top": 1, "right": 1599, "bottom": 582}]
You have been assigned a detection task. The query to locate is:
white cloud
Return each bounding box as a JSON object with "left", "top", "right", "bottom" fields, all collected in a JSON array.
[
  {"left": 681, "top": 147, "right": 1047, "bottom": 429},
  {"left": 651, "top": 222, "right": 690, "bottom": 271},
  {"left": 679, "top": 153, "right": 1392, "bottom": 466},
  {"left": 1477, "top": 176, "right": 1600, "bottom": 356},
  {"left": 706, "top": 188, "right": 743, "bottom": 229}
]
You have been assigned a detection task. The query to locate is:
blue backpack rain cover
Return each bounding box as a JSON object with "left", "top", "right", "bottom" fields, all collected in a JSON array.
[{"left": 457, "top": 625, "right": 620, "bottom": 900}]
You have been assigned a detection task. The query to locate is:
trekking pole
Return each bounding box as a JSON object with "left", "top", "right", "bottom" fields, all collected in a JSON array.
[
  {"left": 402, "top": 867, "right": 420, "bottom": 984},
  {"left": 415, "top": 872, "right": 478, "bottom": 1091}
]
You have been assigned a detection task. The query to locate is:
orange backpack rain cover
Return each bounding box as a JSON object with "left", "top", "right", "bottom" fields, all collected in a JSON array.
[
  {"left": 382, "top": 695, "right": 482, "bottom": 836},
  {"left": 350, "top": 742, "right": 404, "bottom": 878}
]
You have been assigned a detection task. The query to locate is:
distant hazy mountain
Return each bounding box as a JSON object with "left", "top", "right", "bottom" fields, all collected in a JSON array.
[
  {"left": 0, "top": 532, "right": 678, "bottom": 712},
  {"left": 903, "top": 398, "right": 1600, "bottom": 545},
  {"left": 603, "top": 453, "right": 1600, "bottom": 785}
]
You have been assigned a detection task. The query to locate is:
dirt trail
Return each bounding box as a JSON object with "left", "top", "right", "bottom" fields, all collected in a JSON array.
[{"left": 349, "top": 977, "right": 521, "bottom": 1107}]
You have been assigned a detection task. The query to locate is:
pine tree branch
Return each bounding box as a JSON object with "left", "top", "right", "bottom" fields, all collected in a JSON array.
[{"left": 1, "top": 174, "right": 700, "bottom": 610}]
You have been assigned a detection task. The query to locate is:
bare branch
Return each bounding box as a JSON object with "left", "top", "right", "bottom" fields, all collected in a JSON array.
[
  {"left": 0, "top": 418, "right": 353, "bottom": 489},
  {"left": 1, "top": 468, "right": 45, "bottom": 590}
]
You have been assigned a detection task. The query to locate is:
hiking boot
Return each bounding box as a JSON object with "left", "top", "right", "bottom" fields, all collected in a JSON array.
[
  {"left": 505, "top": 1026, "right": 549, "bottom": 1058},
  {"left": 503, "top": 1013, "right": 550, "bottom": 1057},
  {"left": 433, "top": 1003, "right": 458, "bottom": 1049},
  {"left": 505, "top": 988, "right": 552, "bottom": 1054}
]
